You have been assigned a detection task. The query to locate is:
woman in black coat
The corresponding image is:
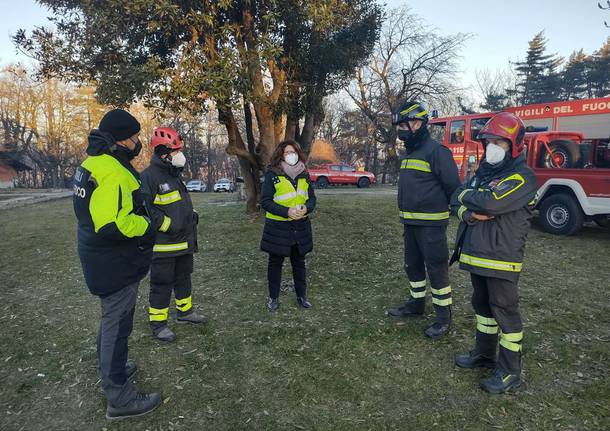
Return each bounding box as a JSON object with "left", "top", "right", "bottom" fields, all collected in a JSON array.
[{"left": 260, "top": 140, "right": 316, "bottom": 312}]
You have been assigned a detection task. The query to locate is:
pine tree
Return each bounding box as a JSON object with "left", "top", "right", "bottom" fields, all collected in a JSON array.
[
  {"left": 588, "top": 37, "right": 610, "bottom": 97},
  {"left": 510, "top": 31, "right": 562, "bottom": 104},
  {"left": 561, "top": 49, "right": 588, "bottom": 99}
]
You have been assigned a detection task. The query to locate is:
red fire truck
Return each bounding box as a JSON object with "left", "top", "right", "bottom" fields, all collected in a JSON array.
[{"left": 428, "top": 97, "right": 610, "bottom": 235}]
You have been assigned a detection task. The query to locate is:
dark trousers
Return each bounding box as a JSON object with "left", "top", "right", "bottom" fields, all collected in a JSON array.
[
  {"left": 149, "top": 254, "right": 194, "bottom": 327},
  {"left": 471, "top": 273, "right": 523, "bottom": 373},
  {"left": 403, "top": 224, "right": 452, "bottom": 315},
  {"left": 268, "top": 245, "right": 306, "bottom": 299},
  {"left": 97, "top": 282, "right": 139, "bottom": 407}
]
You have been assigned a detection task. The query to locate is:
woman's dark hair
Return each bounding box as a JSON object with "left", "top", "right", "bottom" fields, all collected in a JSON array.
[{"left": 269, "top": 139, "right": 307, "bottom": 169}]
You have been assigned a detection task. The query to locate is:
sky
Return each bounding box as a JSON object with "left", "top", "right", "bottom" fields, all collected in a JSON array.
[{"left": 1, "top": 0, "right": 609, "bottom": 95}]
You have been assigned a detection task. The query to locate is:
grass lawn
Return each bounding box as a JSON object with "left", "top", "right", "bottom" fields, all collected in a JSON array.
[{"left": 1, "top": 190, "right": 609, "bottom": 430}]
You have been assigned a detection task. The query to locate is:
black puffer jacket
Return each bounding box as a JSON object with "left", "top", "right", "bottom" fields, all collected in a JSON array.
[
  {"left": 141, "top": 155, "right": 198, "bottom": 260},
  {"left": 398, "top": 129, "right": 461, "bottom": 226},
  {"left": 450, "top": 154, "right": 537, "bottom": 282},
  {"left": 259, "top": 168, "right": 317, "bottom": 257}
]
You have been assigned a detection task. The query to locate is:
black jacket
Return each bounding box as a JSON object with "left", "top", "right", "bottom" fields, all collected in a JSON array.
[
  {"left": 398, "top": 130, "right": 461, "bottom": 226},
  {"left": 259, "top": 168, "right": 316, "bottom": 257},
  {"left": 141, "top": 155, "right": 198, "bottom": 260},
  {"left": 73, "top": 130, "right": 155, "bottom": 297},
  {"left": 450, "top": 154, "right": 537, "bottom": 282}
]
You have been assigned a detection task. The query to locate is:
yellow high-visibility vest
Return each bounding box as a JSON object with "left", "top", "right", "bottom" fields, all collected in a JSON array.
[{"left": 266, "top": 176, "right": 309, "bottom": 221}]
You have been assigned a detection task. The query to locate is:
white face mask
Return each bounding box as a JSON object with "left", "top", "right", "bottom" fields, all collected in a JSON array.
[
  {"left": 485, "top": 143, "right": 506, "bottom": 165},
  {"left": 170, "top": 151, "right": 186, "bottom": 168},
  {"left": 284, "top": 152, "right": 299, "bottom": 166}
]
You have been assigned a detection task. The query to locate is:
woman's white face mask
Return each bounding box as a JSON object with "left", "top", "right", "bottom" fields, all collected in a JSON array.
[
  {"left": 284, "top": 152, "right": 299, "bottom": 166},
  {"left": 170, "top": 151, "right": 186, "bottom": 168},
  {"left": 485, "top": 143, "right": 507, "bottom": 165}
]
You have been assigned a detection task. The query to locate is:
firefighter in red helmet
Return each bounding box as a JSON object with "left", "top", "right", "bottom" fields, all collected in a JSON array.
[
  {"left": 450, "top": 112, "right": 537, "bottom": 393},
  {"left": 141, "top": 127, "right": 208, "bottom": 342}
]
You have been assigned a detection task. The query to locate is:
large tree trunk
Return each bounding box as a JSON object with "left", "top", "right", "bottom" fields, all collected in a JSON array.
[{"left": 219, "top": 107, "right": 261, "bottom": 213}]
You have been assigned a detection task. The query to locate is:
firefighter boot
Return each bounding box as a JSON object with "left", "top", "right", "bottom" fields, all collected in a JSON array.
[
  {"left": 425, "top": 305, "right": 451, "bottom": 339},
  {"left": 151, "top": 324, "right": 176, "bottom": 342},
  {"left": 106, "top": 392, "right": 162, "bottom": 421},
  {"left": 481, "top": 345, "right": 522, "bottom": 393},
  {"left": 176, "top": 309, "right": 208, "bottom": 324},
  {"left": 455, "top": 332, "right": 498, "bottom": 369},
  {"left": 480, "top": 367, "right": 522, "bottom": 394},
  {"left": 386, "top": 298, "right": 425, "bottom": 318}
]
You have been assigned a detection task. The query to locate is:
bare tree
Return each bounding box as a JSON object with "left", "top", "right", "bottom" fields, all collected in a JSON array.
[{"left": 345, "top": 6, "right": 468, "bottom": 183}]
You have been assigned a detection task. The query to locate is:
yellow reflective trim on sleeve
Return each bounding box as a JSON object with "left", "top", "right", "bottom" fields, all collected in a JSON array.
[
  {"left": 415, "top": 110, "right": 429, "bottom": 118},
  {"left": 459, "top": 253, "right": 522, "bottom": 272},
  {"left": 153, "top": 242, "right": 189, "bottom": 252},
  {"left": 154, "top": 190, "right": 181, "bottom": 205},
  {"left": 492, "top": 173, "right": 525, "bottom": 200},
  {"left": 410, "top": 289, "right": 427, "bottom": 299},
  {"left": 409, "top": 280, "right": 427, "bottom": 288},
  {"left": 477, "top": 323, "right": 499, "bottom": 334},
  {"left": 400, "top": 211, "right": 449, "bottom": 221},
  {"left": 457, "top": 205, "right": 468, "bottom": 220},
  {"left": 148, "top": 307, "right": 169, "bottom": 322},
  {"left": 159, "top": 216, "right": 171, "bottom": 232},
  {"left": 476, "top": 314, "right": 498, "bottom": 326},
  {"left": 432, "top": 297, "right": 452, "bottom": 306},
  {"left": 458, "top": 188, "right": 472, "bottom": 204},
  {"left": 431, "top": 286, "right": 451, "bottom": 296},
  {"left": 400, "top": 159, "right": 431, "bottom": 172},
  {"left": 175, "top": 295, "right": 193, "bottom": 312}
]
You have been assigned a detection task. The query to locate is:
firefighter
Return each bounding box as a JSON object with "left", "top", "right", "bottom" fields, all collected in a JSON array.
[
  {"left": 386, "top": 101, "right": 461, "bottom": 338},
  {"left": 260, "top": 139, "right": 317, "bottom": 312},
  {"left": 72, "top": 109, "right": 162, "bottom": 420},
  {"left": 141, "top": 127, "right": 208, "bottom": 342},
  {"left": 450, "top": 111, "right": 537, "bottom": 394}
]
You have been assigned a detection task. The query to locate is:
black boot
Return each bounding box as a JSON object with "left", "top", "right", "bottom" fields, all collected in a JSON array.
[
  {"left": 267, "top": 297, "right": 280, "bottom": 312},
  {"left": 151, "top": 324, "right": 176, "bottom": 342},
  {"left": 106, "top": 392, "right": 162, "bottom": 421},
  {"left": 296, "top": 297, "right": 312, "bottom": 309},
  {"left": 455, "top": 331, "right": 498, "bottom": 369},
  {"left": 125, "top": 359, "right": 137, "bottom": 380},
  {"left": 386, "top": 298, "right": 425, "bottom": 318},
  {"left": 176, "top": 309, "right": 208, "bottom": 324},
  {"left": 425, "top": 305, "right": 451, "bottom": 339},
  {"left": 480, "top": 367, "right": 521, "bottom": 394}
]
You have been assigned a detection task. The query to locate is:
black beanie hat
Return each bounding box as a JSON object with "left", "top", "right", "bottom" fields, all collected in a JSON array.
[{"left": 98, "top": 109, "right": 141, "bottom": 141}]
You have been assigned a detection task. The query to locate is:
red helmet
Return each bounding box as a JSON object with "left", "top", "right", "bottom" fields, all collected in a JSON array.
[
  {"left": 478, "top": 112, "right": 526, "bottom": 158},
  {"left": 151, "top": 127, "right": 183, "bottom": 150}
]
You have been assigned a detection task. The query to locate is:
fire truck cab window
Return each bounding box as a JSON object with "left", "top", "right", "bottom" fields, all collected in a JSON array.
[
  {"left": 471, "top": 117, "right": 492, "bottom": 140},
  {"left": 330, "top": 165, "right": 341, "bottom": 171},
  {"left": 450, "top": 120, "right": 466, "bottom": 144},
  {"left": 429, "top": 122, "right": 446, "bottom": 142}
]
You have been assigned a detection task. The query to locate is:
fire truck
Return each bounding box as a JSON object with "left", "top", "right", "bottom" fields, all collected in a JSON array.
[{"left": 428, "top": 97, "right": 610, "bottom": 235}]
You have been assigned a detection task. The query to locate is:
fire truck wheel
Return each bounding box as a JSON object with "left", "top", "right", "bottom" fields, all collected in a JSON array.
[
  {"left": 540, "top": 140, "right": 581, "bottom": 169},
  {"left": 538, "top": 193, "right": 584, "bottom": 235},
  {"left": 316, "top": 177, "right": 329, "bottom": 189}
]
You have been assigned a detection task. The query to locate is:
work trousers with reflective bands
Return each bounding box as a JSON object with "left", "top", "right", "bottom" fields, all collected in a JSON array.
[
  {"left": 97, "top": 282, "right": 138, "bottom": 408},
  {"left": 148, "top": 254, "right": 194, "bottom": 328},
  {"left": 471, "top": 273, "right": 523, "bottom": 374},
  {"left": 404, "top": 224, "right": 451, "bottom": 321}
]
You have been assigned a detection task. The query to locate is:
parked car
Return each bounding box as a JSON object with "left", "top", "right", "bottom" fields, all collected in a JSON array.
[
  {"left": 308, "top": 164, "right": 377, "bottom": 188},
  {"left": 186, "top": 179, "right": 207, "bottom": 192},
  {"left": 213, "top": 178, "right": 235, "bottom": 192}
]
